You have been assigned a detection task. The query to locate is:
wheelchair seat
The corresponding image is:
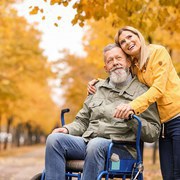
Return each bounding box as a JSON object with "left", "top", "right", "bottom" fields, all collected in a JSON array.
[{"left": 66, "top": 160, "right": 84, "bottom": 172}]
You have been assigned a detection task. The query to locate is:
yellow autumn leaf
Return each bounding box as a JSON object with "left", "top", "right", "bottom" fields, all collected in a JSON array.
[
  {"left": 79, "top": 21, "right": 84, "bottom": 27},
  {"left": 1, "top": 79, "right": 10, "bottom": 85},
  {"left": 63, "top": 1, "right": 68, "bottom": 7},
  {"left": 29, "top": 6, "right": 39, "bottom": 15},
  {"left": 54, "top": 23, "right": 58, "bottom": 27},
  {"left": 42, "top": 16, "right": 46, "bottom": 20},
  {"left": 50, "top": 0, "right": 61, "bottom": 5},
  {"left": 40, "top": 9, "right": 44, "bottom": 13},
  {"left": 57, "top": 16, "right": 61, "bottom": 20},
  {"left": 71, "top": 18, "right": 78, "bottom": 25}
]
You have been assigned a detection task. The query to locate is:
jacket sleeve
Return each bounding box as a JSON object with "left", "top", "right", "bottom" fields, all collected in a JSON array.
[
  {"left": 130, "top": 46, "right": 172, "bottom": 115},
  {"left": 127, "top": 102, "right": 161, "bottom": 143},
  {"left": 64, "top": 95, "right": 92, "bottom": 136}
]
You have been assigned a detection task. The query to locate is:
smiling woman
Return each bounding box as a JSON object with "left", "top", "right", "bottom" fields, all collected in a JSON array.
[
  {"left": 113, "top": 26, "right": 180, "bottom": 180},
  {"left": 114, "top": 26, "right": 180, "bottom": 122},
  {"left": 115, "top": 27, "right": 149, "bottom": 71},
  {"left": 118, "top": 31, "right": 141, "bottom": 58}
]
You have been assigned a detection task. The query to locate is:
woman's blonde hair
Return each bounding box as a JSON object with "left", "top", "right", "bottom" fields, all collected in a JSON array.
[{"left": 114, "top": 26, "right": 149, "bottom": 70}]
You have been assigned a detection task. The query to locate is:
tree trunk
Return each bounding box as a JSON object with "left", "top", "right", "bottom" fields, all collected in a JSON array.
[
  {"left": 0, "top": 115, "right": 1, "bottom": 151},
  {"left": 152, "top": 140, "right": 158, "bottom": 164},
  {"left": 25, "top": 122, "right": 32, "bottom": 145},
  {"left": 3, "top": 116, "right": 13, "bottom": 150},
  {"left": 13, "top": 123, "right": 23, "bottom": 147}
]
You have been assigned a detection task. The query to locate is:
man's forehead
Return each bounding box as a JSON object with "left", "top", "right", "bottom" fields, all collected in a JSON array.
[{"left": 106, "top": 47, "right": 125, "bottom": 56}]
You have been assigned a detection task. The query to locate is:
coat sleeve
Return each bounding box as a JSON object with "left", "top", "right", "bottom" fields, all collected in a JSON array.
[
  {"left": 127, "top": 102, "right": 161, "bottom": 143},
  {"left": 64, "top": 95, "right": 92, "bottom": 136},
  {"left": 130, "top": 46, "right": 172, "bottom": 115}
]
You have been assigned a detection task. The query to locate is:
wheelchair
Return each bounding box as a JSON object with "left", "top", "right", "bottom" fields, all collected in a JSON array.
[{"left": 31, "top": 108, "right": 144, "bottom": 180}]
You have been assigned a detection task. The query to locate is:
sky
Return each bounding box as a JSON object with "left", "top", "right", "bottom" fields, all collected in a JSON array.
[
  {"left": 14, "top": 0, "right": 88, "bottom": 106},
  {"left": 15, "top": 0, "right": 86, "bottom": 62}
]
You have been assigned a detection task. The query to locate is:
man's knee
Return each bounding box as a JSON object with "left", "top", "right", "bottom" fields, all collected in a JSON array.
[
  {"left": 46, "top": 133, "right": 66, "bottom": 149},
  {"left": 86, "top": 138, "right": 110, "bottom": 155}
]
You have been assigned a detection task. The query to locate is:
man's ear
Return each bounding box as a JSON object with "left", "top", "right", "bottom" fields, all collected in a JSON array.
[
  {"left": 104, "top": 65, "right": 108, "bottom": 73},
  {"left": 127, "top": 59, "right": 131, "bottom": 68}
]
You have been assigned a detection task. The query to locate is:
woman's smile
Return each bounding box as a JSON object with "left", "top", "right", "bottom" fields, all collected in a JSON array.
[{"left": 119, "top": 31, "right": 141, "bottom": 58}]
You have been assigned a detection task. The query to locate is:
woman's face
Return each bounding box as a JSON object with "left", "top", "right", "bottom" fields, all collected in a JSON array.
[{"left": 118, "top": 30, "right": 141, "bottom": 58}]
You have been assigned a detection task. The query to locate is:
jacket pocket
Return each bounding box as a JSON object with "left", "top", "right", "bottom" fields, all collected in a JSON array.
[
  {"left": 157, "top": 96, "right": 173, "bottom": 105},
  {"left": 123, "top": 93, "right": 134, "bottom": 101},
  {"left": 89, "top": 100, "right": 103, "bottom": 108},
  {"left": 89, "top": 100, "right": 105, "bottom": 120},
  {"left": 82, "top": 130, "right": 94, "bottom": 138}
]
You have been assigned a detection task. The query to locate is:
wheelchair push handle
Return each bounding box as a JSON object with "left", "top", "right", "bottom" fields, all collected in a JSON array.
[
  {"left": 129, "top": 114, "right": 142, "bottom": 162},
  {"left": 128, "top": 114, "right": 142, "bottom": 127},
  {"left": 61, "top": 108, "right": 70, "bottom": 126},
  {"left": 61, "top": 108, "right": 70, "bottom": 114},
  {"left": 128, "top": 114, "right": 142, "bottom": 140}
]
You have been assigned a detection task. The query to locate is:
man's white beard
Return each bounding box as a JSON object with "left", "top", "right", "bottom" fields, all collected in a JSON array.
[{"left": 110, "top": 68, "right": 129, "bottom": 84}]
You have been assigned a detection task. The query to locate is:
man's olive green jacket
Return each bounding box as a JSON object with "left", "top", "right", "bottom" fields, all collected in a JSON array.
[{"left": 64, "top": 77, "right": 161, "bottom": 158}]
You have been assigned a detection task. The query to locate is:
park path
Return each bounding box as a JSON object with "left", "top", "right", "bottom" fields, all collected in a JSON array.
[
  {"left": 0, "top": 145, "right": 162, "bottom": 180},
  {"left": 0, "top": 145, "right": 45, "bottom": 180}
]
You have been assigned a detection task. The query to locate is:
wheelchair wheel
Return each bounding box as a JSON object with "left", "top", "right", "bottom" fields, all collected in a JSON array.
[{"left": 31, "top": 173, "right": 42, "bottom": 180}]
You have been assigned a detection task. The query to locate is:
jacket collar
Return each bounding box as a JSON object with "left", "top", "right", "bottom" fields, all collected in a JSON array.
[{"left": 99, "top": 76, "right": 139, "bottom": 97}]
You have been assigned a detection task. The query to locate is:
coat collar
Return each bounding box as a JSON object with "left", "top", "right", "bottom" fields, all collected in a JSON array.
[{"left": 99, "top": 76, "right": 139, "bottom": 97}]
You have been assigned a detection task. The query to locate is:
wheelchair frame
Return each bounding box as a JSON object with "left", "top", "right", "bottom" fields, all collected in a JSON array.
[{"left": 32, "top": 108, "right": 143, "bottom": 180}]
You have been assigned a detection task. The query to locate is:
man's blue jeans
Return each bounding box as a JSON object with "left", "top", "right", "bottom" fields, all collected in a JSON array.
[
  {"left": 45, "top": 133, "right": 133, "bottom": 180},
  {"left": 159, "top": 116, "right": 180, "bottom": 180}
]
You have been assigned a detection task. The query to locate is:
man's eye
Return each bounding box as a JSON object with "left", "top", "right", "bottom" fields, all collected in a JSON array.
[{"left": 107, "top": 59, "right": 113, "bottom": 64}]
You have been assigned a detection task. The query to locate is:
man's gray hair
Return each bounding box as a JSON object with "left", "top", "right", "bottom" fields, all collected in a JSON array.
[
  {"left": 103, "top": 43, "right": 120, "bottom": 54},
  {"left": 103, "top": 43, "right": 131, "bottom": 62}
]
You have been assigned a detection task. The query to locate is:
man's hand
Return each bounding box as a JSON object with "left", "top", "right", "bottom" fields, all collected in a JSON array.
[
  {"left": 87, "top": 79, "right": 99, "bottom": 95},
  {"left": 114, "top": 104, "right": 134, "bottom": 119},
  {"left": 52, "top": 127, "right": 68, "bottom": 134}
]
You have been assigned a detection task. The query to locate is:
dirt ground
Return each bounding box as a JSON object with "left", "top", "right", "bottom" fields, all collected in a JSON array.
[
  {"left": 0, "top": 145, "right": 162, "bottom": 180},
  {"left": 0, "top": 145, "right": 45, "bottom": 180}
]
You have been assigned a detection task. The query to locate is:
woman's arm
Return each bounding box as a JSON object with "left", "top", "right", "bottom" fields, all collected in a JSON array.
[
  {"left": 128, "top": 103, "right": 161, "bottom": 142},
  {"left": 87, "top": 79, "right": 101, "bottom": 95},
  {"left": 114, "top": 46, "right": 175, "bottom": 118}
]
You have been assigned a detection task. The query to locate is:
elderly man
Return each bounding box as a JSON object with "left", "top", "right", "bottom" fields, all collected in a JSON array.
[{"left": 45, "top": 44, "right": 160, "bottom": 180}]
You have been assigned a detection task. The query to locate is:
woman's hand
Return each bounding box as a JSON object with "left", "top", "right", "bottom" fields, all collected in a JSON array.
[
  {"left": 87, "top": 79, "right": 99, "bottom": 95},
  {"left": 52, "top": 127, "right": 68, "bottom": 134},
  {"left": 114, "top": 104, "right": 134, "bottom": 119}
]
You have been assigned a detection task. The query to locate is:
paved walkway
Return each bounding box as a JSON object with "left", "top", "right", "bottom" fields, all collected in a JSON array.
[
  {"left": 0, "top": 145, "right": 45, "bottom": 180},
  {"left": 0, "top": 145, "right": 162, "bottom": 180}
]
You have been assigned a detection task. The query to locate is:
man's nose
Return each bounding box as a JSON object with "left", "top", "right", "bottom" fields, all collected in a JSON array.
[{"left": 113, "top": 58, "right": 120, "bottom": 65}]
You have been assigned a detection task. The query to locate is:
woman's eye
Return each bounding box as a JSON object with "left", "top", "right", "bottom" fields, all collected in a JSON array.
[
  {"left": 128, "top": 35, "right": 132, "bottom": 39},
  {"left": 120, "top": 40, "right": 125, "bottom": 45}
]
